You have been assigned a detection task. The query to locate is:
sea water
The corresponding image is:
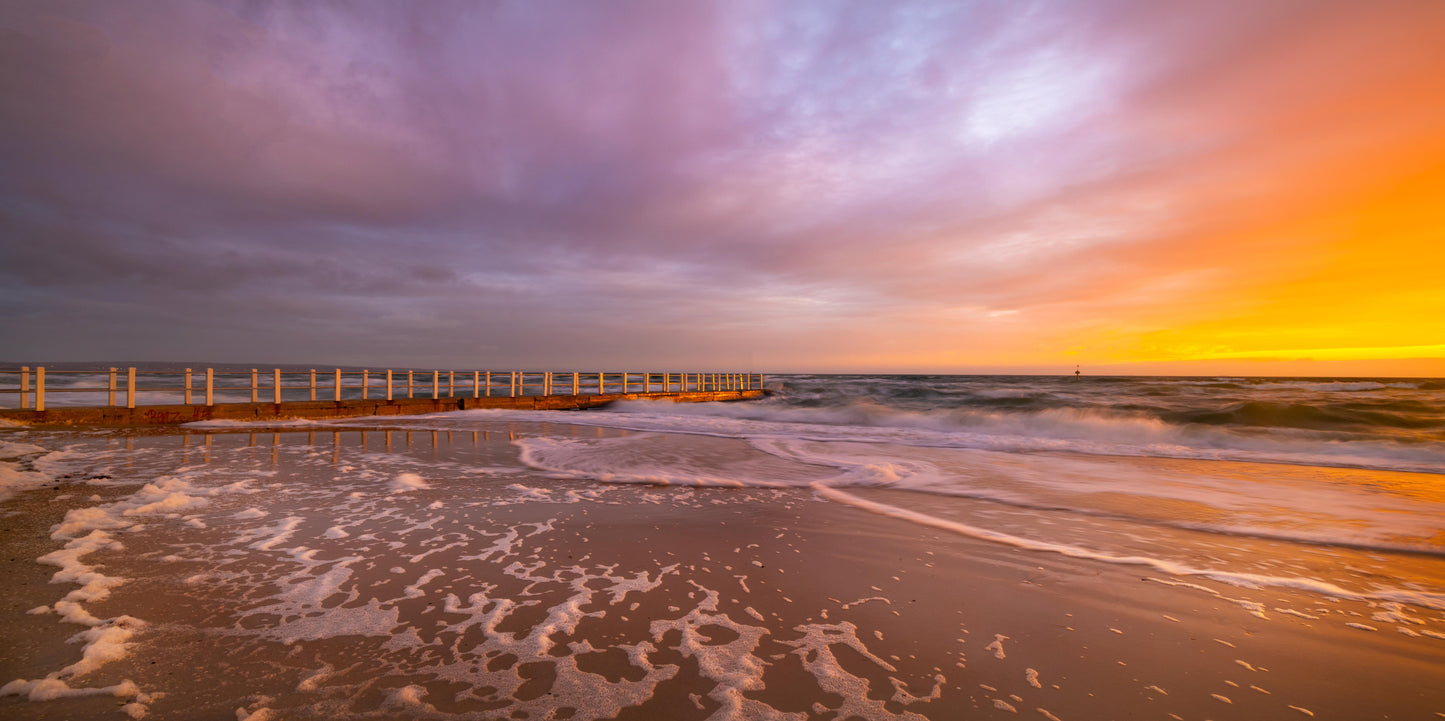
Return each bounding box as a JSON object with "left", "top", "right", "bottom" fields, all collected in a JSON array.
[{"left": 2, "top": 374, "right": 1443, "bottom": 719}]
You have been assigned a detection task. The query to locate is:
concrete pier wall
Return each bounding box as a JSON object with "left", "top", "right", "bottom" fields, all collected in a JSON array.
[{"left": 0, "top": 389, "right": 765, "bottom": 427}]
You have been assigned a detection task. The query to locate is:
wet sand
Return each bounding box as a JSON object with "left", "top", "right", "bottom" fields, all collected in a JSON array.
[{"left": 2, "top": 424, "right": 1443, "bottom": 719}]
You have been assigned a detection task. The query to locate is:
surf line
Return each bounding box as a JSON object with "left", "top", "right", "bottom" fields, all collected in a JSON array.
[{"left": 809, "top": 484, "right": 1445, "bottom": 611}]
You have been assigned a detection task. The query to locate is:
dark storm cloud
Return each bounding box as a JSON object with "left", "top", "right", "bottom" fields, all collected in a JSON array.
[{"left": 2, "top": 0, "right": 1442, "bottom": 370}]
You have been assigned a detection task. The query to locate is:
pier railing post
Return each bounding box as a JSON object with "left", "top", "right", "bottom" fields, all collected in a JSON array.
[
  {"left": 573, "top": 372, "right": 579, "bottom": 395},
  {"left": 19, "top": 367, "right": 29, "bottom": 409},
  {"left": 362, "top": 370, "right": 369, "bottom": 400},
  {"left": 334, "top": 369, "right": 342, "bottom": 402},
  {"left": 485, "top": 371, "right": 492, "bottom": 397},
  {"left": 623, "top": 372, "right": 629, "bottom": 394},
  {"left": 408, "top": 371, "right": 414, "bottom": 399},
  {"left": 598, "top": 372, "right": 604, "bottom": 395},
  {"left": 474, "top": 371, "right": 481, "bottom": 399},
  {"left": 309, "top": 369, "right": 317, "bottom": 401},
  {"left": 387, "top": 370, "right": 393, "bottom": 401},
  {"left": 108, "top": 367, "right": 117, "bottom": 407},
  {"left": 35, "top": 367, "right": 45, "bottom": 411},
  {"left": 510, "top": 372, "right": 517, "bottom": 397},
  {"left": 206, "top": 368, "right": 214, "bottom": 406},
  {"left": 433, "top": 370, "right": 439, "bottom": 399},
  {"left": 127, "top": 367, "right": 136, "bottom": 409},
  {"left": 274, "top": 368, "right": 282, "bottom": 404},
  {"left": 449, "top": 371, "right": 455, "bottom": 398},
  {"left": 644, "top": 372, "right": 650, "bottom": 393},
  {"left": 251, "top": 369, "right": 259, "bottom": 402}
]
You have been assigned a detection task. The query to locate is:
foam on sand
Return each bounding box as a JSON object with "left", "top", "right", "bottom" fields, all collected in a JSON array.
[
  {"left": 0, "top": 439, "right": 58, "bottom": 502},
  {"left": 5, "top": 465, "right": 257, "bottom": 717},
  {"left": 388, "top": 472, "right": 429, "bottom": 493},
  {"left": 811, "top": 485, "right": 1445, "bottom": 611}
]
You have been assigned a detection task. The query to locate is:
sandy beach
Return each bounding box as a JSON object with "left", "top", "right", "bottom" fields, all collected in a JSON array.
[{"left": 3, "top": 417, "right": 1443, "bottom": 720}]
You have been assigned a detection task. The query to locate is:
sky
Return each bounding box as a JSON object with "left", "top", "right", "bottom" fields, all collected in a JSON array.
[{"left": 1, "top": 0, "right": 1442, "bottom": 376}]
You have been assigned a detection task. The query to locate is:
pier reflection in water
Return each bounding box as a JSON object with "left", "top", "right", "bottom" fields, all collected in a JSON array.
[{"left": 102, "top": 420, "right": 621, "bottom": 470}]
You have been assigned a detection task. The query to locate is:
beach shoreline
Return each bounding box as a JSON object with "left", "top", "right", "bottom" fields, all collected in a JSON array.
[{"left": 3, "top": 418, "right": 1443, "bottom": 719}]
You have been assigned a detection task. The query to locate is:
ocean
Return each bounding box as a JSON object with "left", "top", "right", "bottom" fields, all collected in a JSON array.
[{"left": 2, "top": 374, "right": 1443, "bottom": 719}]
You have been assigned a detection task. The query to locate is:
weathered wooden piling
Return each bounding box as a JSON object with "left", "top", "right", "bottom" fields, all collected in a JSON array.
[{"left": 0, "top": 366, "right": 766, "bottom": 427}]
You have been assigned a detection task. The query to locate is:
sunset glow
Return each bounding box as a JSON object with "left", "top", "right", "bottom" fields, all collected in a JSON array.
[{"left": 1, "top": 1, "right": 1442, "bottom": 375}]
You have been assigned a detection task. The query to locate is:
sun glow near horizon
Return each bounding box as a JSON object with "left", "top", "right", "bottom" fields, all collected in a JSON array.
[{"left": 0, "top": 1, "right": 1441, "bottom": 376}]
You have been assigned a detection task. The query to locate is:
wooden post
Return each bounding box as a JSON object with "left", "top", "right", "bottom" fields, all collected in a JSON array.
[
  {"left": 35, "top": 367, "right": 45, "bottom": 411},
  {"left": 206, "top": 368, "right": 214, "bottom": 406},
  {"left": 485, "top": 371, "right": 491, "bottom": 397},
  {"left": 274, "top": 368, "right": 282, "bottom": 404},
  {"left": 251, "top": 368, "right": 259, "bottom": 402},
  {"left": 127, "top": 367, "right": 136, "bottom": 409},
  {"left": 19, "top": 367, "right": 29, "bottom": 409},
  {"left": 573, "top": 372, "right": 580, "bottom": 395},
  {"left": 474, "top": 371, "right": 481, "bottom": 398},
  {"left": 387, "top": 370, "right": 394, "bottom": 401},
  {"left": 644, "top": 372, "right": 650, "bottom": 393},
  {"left": 362, "top": 370, "right": 369, "bottom": 400},
  {"left": 408, "top": 371, "right": 414, "bottom": 399},
  {"left": 622, "top": 372, "right": 629, "bottom": 394},
  {"left": 310, "top": 369, "right": 317, "bottom": 401},
  {"left": 510, "top": 372, "right": 517, "bottom": 397},
  {"left": 108, "top": 367, "right": 117, "bottom": 407},
  {"left": 334, "top": 369, "right": 342, "bottom": 402},
  {"left": 449, "top": 370, "right": 455, "bottom": 397},
  {"left": 185, "top": 368, "right": 193, "bottom": 405},
  {"left": 598, "top": 372, "right": 604, "bottom": 395},
  {"left": 432, "top": 370, "right": 440, "bottom": 399}
]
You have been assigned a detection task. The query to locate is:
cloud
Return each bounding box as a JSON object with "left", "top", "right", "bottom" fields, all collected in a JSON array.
[{"left": 1, "top": 0, "right": 1441, "bottom": 372}]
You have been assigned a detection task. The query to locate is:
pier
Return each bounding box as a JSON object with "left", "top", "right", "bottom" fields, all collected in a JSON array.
[{"left": 0, "top": 367, "right": 765, "bottom": 427}]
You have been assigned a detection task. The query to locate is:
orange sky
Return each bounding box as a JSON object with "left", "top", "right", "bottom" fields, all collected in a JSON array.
[{"left": 1, "top": 1, "right": 1442, "bottom": 375}]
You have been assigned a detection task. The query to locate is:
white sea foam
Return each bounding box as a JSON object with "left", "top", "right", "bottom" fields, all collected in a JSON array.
[
  {"left": 419, "top": 394, "right": 1445, "bottom": 475},
  {"left": 814, "top": 485, "right": 1445, "bottom": 611},
  {"left": 0, "top": 440, "right": 55, "bottom": 502},
  {"left": 8, "top": 462, "right": 257, "bottom": 715},
  {"left": 388, "top": 472, "right": 429, "bottom": 493}
]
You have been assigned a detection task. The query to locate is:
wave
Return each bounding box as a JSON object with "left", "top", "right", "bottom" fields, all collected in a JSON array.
[
  {"left": 815, "top": 486, "right": 1445, "bottom": 610},
  {"left": 412, "top": 399, "right": 1445, "bottom": 475},
  {"left": 514, "top": 430, "right": 1445, "bottom": 595},
  {"left": 1166, "top": 400, "right": 1441, "bottom": 432},
  {"left": 1245, "top": 380, "right": 1420, "bottom": 392}
]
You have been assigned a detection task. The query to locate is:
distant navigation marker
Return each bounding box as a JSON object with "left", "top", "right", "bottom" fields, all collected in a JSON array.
[{"left": 1075, "top": 365, "right": 1081, "bottom": 378}]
